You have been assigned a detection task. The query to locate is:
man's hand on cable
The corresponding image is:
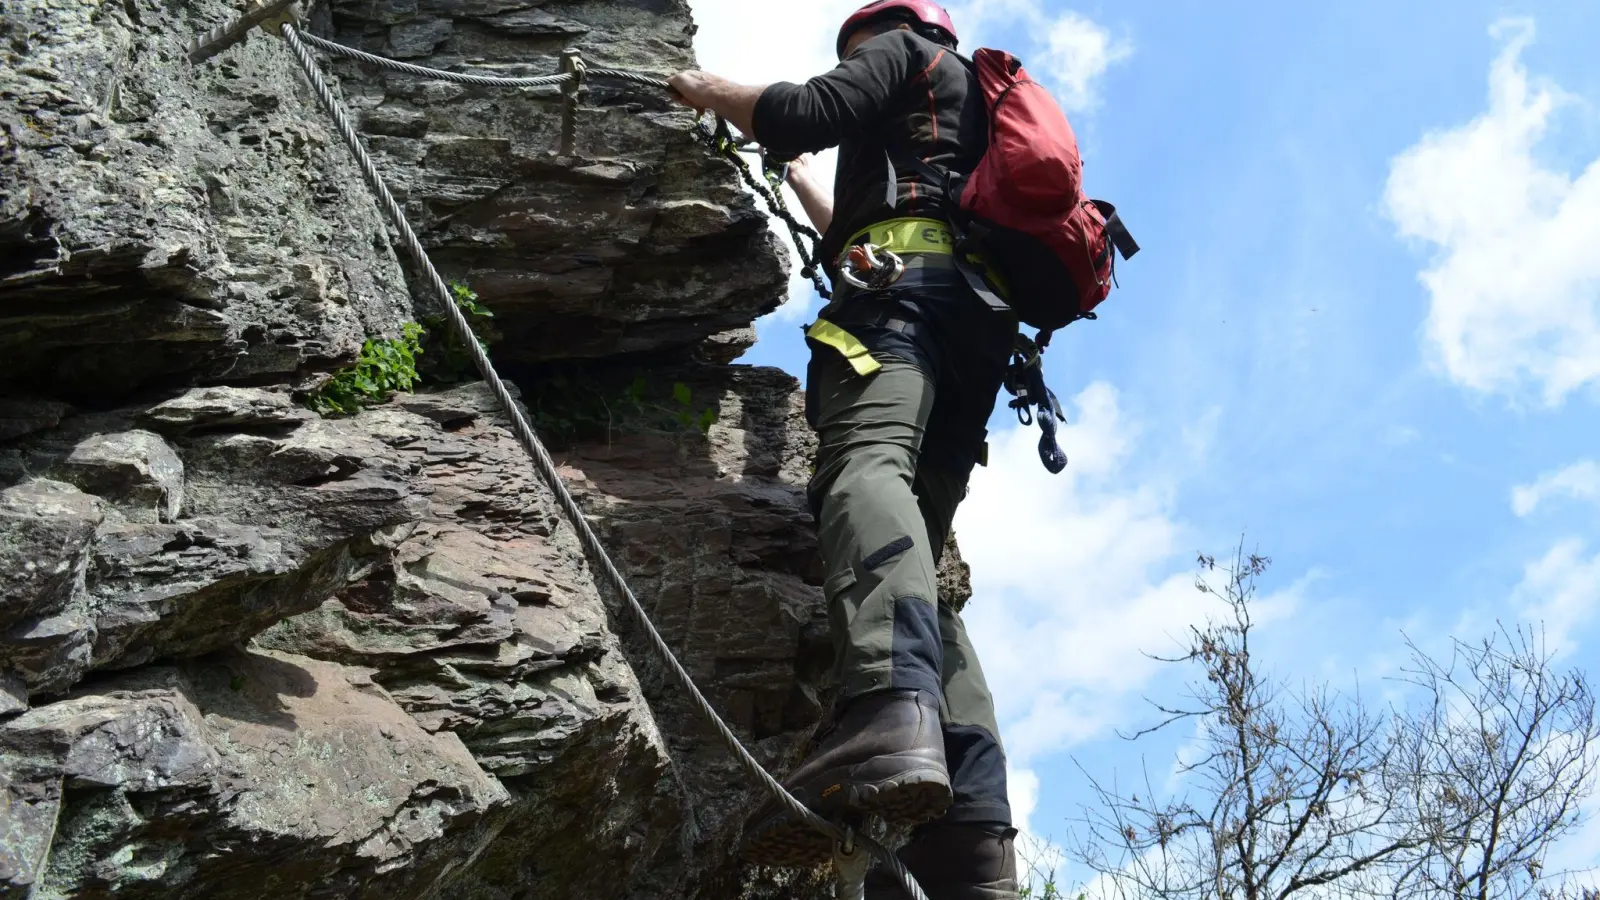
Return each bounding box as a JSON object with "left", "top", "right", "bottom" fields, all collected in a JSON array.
[{"left": 666, "top": 70, "right": 766, "bottom": 139}]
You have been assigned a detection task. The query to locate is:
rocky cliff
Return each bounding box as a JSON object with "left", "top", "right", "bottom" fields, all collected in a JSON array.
[{"left": 0, "top": 0, "right": 907, "bottom": 896}]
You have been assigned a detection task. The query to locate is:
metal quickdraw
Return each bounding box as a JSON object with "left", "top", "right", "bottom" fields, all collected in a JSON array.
[
  {"left": 754, "top": 147, "right": 791, "bottom": 193},
  {"left": 1004, "top": 334, "right": 1069, "bottom": 474}
]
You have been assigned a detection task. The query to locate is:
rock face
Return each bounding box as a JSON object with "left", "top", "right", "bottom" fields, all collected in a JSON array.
[
  {"left": 0, "top": 0, "right": 856, "bottom": 896},
  {"left": 0, "top": 0, "right": 413, "bottom": 406},
  {"left": 0, "top": 0, "right": 972, "bottom": 897},
  {"left": 0, "top": 372, "right": 841, "bottom": 899},
  {"left": 314, "top": 0, "right": 789, "bottom": 364}
]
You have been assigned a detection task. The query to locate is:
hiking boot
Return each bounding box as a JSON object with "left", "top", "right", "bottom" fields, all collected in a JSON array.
[
  {"left": 743, "top": 689, "right": 951, "bottom": 867},
  {"left": 864, "top": 824, "right": 1020, "bottom": 900}
]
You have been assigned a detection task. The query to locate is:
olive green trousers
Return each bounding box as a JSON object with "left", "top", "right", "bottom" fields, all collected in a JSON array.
[{"left": 806, "top": 347, "right": 1012, "bottom": 826}]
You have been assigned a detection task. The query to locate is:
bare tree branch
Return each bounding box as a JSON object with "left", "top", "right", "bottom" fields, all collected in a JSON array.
[{"left": 1066, "top": 541, "right": 1600, "bottom": 900}]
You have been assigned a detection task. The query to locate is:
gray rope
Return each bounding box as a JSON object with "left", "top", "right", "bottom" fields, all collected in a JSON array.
[
  {"left": 587, "top": 67, "right": 672, "bottom": 91},
  {"left": 298, "top": 32, "right": 677, "bottom": 93},
  {"left": 298, "top": 31, "right": 574, "bottom": 87},
  {"left": 279, "top": 23, "right": 923, "bottom": 900}
]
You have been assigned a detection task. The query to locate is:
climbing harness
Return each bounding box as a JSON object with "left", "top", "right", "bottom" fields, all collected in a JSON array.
[
  {"left": 839, "top": 217, "right": 1007, "bottom": 297},
  {"left": 188, "top": 6, "right": 917, "bottom": 898},
  {"left": 828, "top": 214, "right": 1074, "bottom": 474}
]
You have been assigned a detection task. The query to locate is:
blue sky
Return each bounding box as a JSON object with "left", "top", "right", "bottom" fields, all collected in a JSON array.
[{"left": 690, "top": 0, "right": 1600, "bottom": 887}]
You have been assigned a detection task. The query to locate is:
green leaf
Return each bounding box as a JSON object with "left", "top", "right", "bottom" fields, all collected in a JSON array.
[
  {"left": 672, "top": 382, "right": 692, "bottom": 407},
  {"left": 304, "top": 322, "right": 426, "bottom": 417}
]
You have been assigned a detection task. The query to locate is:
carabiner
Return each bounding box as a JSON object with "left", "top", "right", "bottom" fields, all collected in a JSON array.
[{"left": 840, "top": 243, "right": 905, "bottom": 291}]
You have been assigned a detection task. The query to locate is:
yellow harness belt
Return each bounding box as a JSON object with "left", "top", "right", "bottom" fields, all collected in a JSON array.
[
  {"left": 806, "top": 218, "right": 1009, "bottom": 377},
  {"left": 842, "top": 217, "right": 1010, "bottom": 296}
]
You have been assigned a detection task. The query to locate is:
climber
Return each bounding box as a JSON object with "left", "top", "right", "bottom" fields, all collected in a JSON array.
[{"left": 668, "top": 2, "right": 1020, "bottom": 897}]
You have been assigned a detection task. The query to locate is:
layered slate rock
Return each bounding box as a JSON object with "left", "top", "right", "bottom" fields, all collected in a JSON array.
[
  {"left": 318, "top": 0, "right": 789, "bottom": 363},
  {"left": 0, "top": 651, "right": 511, "bottom": 899},
  {"left": 0, "top": 481, "right": 104, "bottom": 700},
  {"left": 0, "top": 0, "right": 413, "bottom": 404},
  {"left": 0, "top": 376, "right": 844, "bottom": 899},
  {"left": 2, "top": 0, "right": 788, "bottom": 403},
  {"left": 0, "top": 390, "right": 426, "bottom": 708},
  {"left": 0, "top": 0, "right": 898, "bottom": 897}
]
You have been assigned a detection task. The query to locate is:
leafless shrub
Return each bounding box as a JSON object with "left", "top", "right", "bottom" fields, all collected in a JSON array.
[{"left": 1067, "top": 542, "right": 1599, "bottom": 900}]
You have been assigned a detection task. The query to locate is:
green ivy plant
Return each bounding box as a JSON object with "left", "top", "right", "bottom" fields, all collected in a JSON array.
[
  {"left": 301, "top": 283, "right": 722, "bottom": 442},
  {"left": 528, "top": 371, "right": 718, "bottom": 447},
  {"left": 422, "top": 281, "right": 497, "bottom": 382},
  {"left": 657, "top": 378, "right": 719, "bottom": 435},
  {"left": 307, "top": 280, "right": 496, "bottom": 417},
  {"left": 306, "top": 322, "right": 425, "bottom": 416}
]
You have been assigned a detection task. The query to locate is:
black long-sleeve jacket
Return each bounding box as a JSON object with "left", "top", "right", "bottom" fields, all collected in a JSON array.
[{"left": 751, "top": 29, "right": 987, "bottom": 272}]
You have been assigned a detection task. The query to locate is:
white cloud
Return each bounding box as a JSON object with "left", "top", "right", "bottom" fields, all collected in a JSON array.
[
  {"left": 1512, "top": 459, "right": 1600, "bottom": 516},
  {"left": 1385, "top": 424, "right": 1422, "bottom": 448},
  {"left": 1508, "top": 459, "right": 1600, "bottom": 653},
  {"left": 687, "top": 0, "right": 858, "bottom": 323},
  {"left": 1547, "top": 793, "right": 1600, "bottom": 892},
  {"left": 956, "top": 383, "right": 1203, "bottom": 766},
  {"left": 687, "top": 0, "right": 859, "bottom": 89},
  {"left": 1510, "top": 537, "right": 1600, "bottom": 653},
  {"left": 1010, "top": 763, "right": 1040, "bottom": 836},
  {"left": 948, "top": 0, "right": 1131, "bottom": 112},
  {"left": 1039, "top": 12, "right": 1134, "bottom": 113},
  {"left": 1383, "top": 18, "right": 1600, "bottom": 405}
]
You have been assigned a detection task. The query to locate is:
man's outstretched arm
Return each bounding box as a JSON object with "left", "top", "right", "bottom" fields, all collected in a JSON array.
[
  {"left": 666, "top": 71, "right": 767, "bottom": 138},
  {"left": 669, "top": 30, "right": 917, "bottom": 157},
  {"left": 785, "top": 154, "right": 834, "bottom": 234}
]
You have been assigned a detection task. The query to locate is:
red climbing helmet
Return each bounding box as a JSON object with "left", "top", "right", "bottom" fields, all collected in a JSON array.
[{"left": 836, "top": 0, "right": 958, "bottom": 58}]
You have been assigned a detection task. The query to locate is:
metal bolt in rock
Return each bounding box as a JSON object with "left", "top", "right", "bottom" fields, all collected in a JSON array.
[
  {"left": 834, "top": 816, "right": 889, "bottom": 900},
  {"left": 558, "top": 48, "right": 587, "bottom": 157},
  {"left": 187, "top": 0, "right": 301, "bottom": 63}
]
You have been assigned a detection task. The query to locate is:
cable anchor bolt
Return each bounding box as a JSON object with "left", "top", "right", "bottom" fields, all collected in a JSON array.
[
  {"left": 558, "top": 47, "right": 588, "bottom": 157},
  {"left": 186, "top": 0, "right": 302, "bottom": 63}
]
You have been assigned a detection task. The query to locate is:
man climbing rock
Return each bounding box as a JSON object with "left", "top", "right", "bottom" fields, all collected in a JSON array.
[{"left": 669, "top": 2, "right": 1020, "bottom": 897}]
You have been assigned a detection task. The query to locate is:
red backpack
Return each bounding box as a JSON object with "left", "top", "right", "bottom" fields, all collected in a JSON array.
[{"left": 908, "top": 48, "right": 1138, "bottom": 336}]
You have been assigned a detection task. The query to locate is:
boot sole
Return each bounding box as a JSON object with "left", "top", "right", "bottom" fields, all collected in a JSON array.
[{"left": 742, "top": 766, "right": 952, "bottom": 868}]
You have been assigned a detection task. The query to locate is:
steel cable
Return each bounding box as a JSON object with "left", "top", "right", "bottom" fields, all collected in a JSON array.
[{"left": 297, "top": 31, "right": 575, "bottom": 87}]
